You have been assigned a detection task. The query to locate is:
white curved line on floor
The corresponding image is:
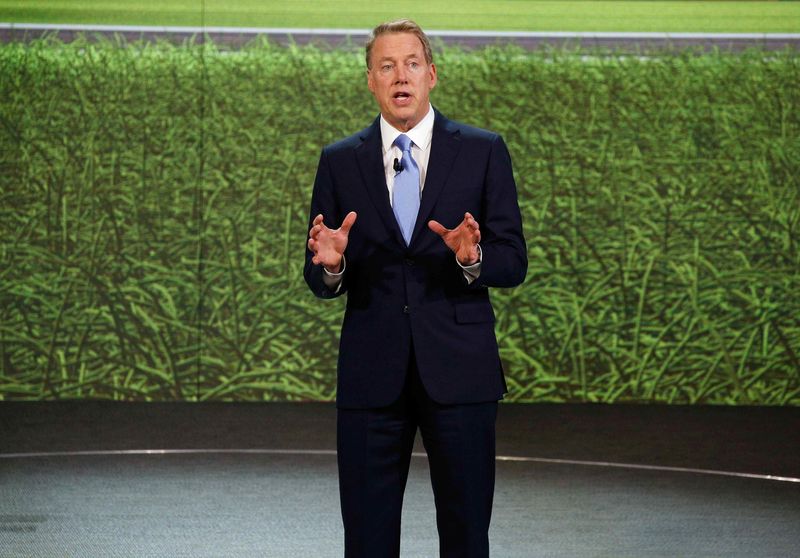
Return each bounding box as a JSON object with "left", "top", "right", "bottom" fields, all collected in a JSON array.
[
  {"left": 493, "top": 455, "right": 800, "bottom": 483},
  {"left": 0, "top": 448, "right": 797, "bottom": 484}
]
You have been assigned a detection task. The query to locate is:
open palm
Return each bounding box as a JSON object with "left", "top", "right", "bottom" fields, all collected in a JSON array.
[
  {"left": 307, "top": 211, "right": 357, "bottom": 272},
  {"left": 428, "top": 212, "right": 481, "bottom": 265}
]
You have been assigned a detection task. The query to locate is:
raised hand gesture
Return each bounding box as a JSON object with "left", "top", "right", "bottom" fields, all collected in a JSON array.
[
  {"left": 428, "top": 212, "right": 481, "bottom": 266},
  {"left": 307, "top": 211, "right": 357, "bottom": 273}
]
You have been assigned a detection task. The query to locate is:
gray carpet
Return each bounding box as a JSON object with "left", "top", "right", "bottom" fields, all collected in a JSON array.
[
  {"left": 2, "top": 402, "right": 799, "bottom": 557},
  {"left": 1, "top": 451, "right": 798, "bottom": 557}
]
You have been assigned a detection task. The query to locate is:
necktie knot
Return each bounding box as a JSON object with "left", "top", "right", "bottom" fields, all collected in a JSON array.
[{"left": 393, "top": 133, "right": 413, "bottom": 153}]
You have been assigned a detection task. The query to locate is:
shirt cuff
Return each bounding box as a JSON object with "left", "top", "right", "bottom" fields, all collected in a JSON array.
[
  {"left": 457, "top": 244, "right": 482, "bottom": 285},
  {"left": 322, "top": 256, "right": 346, "bottom": 293}
]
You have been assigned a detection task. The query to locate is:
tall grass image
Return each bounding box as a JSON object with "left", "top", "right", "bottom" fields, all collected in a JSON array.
[{"left": 1, "top": 37, "right": 798, "bottom": 403}]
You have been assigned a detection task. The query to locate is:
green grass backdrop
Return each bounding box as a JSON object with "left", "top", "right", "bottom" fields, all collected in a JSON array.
[{"left": 1, "top": 37, "right": 798, "bottom": 403}]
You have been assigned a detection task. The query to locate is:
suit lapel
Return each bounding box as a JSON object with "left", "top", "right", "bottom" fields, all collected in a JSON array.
[
  {"left": 409, "top": 111, "right": 461, "bottom": 246},
  {"left": 354, "top": 118, "right": 406, "bottom": 246},
  {"left": 355, "top": 111, "right": 463, "bottom": 249}
]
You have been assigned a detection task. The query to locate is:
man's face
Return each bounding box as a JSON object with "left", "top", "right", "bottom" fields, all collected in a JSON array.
[{"left": 367, "top": 32, "right": 437, "bottom": 132}]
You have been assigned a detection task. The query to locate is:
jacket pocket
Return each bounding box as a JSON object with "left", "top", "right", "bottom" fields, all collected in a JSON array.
[{"left": 454, "top": 303, "right": 495, "bottom": 324}]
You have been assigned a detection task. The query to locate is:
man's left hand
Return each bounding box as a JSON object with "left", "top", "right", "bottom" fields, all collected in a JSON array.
[{"left": 428, "top": 212, "right": 481, "bottom": 266}]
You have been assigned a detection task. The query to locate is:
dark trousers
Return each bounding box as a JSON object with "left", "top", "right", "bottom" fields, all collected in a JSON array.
[{"left": 337, "top": 354, "right": 498, "bottom": 558}]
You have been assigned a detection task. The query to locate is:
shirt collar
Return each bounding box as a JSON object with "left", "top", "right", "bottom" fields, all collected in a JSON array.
[{"left": 380, "top": 104, "right": 435, "bottom": 153}]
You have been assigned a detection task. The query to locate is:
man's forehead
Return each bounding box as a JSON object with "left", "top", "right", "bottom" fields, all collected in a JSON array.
[
  {"left": 376, "top": 50, "right": 423, "bottom": 61},
  {"left": 373, "top": 33, "right": 425, "bottom": 57}
]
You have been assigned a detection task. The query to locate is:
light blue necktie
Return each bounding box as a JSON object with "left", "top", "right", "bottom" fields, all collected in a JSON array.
[{"left": 392, "top": 133, "right": 420, "bottom": 245}]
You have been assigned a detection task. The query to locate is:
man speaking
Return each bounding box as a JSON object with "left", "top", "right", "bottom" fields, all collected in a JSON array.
[{"left": 305, "top": 19, "right": 527, "bottom": 558}]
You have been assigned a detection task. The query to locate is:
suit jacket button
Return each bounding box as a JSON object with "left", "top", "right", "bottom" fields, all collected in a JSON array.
[{"left": 403, "top": 305, "right": 410, "bottom": 314}]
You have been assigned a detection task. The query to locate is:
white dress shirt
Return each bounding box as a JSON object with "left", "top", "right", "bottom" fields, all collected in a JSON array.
[{"left": 380, "top": 105, "right": 435, "bottom": 205}]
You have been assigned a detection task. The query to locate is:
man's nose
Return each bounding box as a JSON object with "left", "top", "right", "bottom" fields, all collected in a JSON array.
[{"left": 394, "top": 64, "right": 408, "bottom": 82}]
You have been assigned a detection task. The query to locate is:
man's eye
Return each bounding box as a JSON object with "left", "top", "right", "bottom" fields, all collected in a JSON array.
[{"left": 381, "top": 64, "right": 393, "bottom": 72}]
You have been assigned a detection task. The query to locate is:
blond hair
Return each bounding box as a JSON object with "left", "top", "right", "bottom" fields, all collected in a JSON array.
[{"left": 365, "top": 19, "right": 434, "bottom": 69}]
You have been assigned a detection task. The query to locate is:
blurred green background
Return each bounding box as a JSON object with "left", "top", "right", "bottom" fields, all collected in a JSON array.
[{"left": 1, "top": 3, "right": 799, "bottom": 403}]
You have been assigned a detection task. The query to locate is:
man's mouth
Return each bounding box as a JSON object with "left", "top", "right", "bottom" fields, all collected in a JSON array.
[{"left": 393, "top": 91, "right": 411, "bottom": 100}]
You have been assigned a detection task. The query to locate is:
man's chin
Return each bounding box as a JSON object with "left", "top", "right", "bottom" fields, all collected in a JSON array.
[{"left": 386, "top": 109, "right": 421, "bottom": 131}]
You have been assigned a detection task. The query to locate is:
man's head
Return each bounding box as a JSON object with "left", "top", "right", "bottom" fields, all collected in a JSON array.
[{"left": 366, "top": 19, "right": 437, "bottom": 132}]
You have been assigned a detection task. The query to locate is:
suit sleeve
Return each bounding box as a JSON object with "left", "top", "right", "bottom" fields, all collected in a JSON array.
[
  {"left": 304, "top": 147, "right": 348, "bottom": 299},
  {"left": 470, "top": 134, "right": 527, "bottom": 289}
]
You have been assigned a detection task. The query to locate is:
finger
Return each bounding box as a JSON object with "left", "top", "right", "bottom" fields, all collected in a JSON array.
[
  {"left": 470, "top": 218, "right": 481, "bottom": 238},
  {"left": 427, "top": 220, "right": 449, "bottom": 236},
  {"left": 313, "top": 214, "right": 324, "bottom": 226},
  {"left": 340, "top": 211, "right": 358, "bottom": 234}
]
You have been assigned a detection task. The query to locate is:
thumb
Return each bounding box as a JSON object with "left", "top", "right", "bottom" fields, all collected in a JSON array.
[
  {"left": 340, "top": 211, "right": 358, "bottom": 234},
  {"left": 427, "top": 220, "right": 448, "bottom": 237}
]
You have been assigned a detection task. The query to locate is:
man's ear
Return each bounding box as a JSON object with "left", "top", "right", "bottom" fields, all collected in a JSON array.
[
  {"left": 428, "top": 63, "right": 438, "bottom": 90},
  {"left": 366, "top": 68, "right": 375, "bottom": 94}
]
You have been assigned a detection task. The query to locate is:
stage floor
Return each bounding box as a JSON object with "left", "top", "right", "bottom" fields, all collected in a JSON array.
[{"left": 1, "top": 402, "right": 799, "bottom": 557}]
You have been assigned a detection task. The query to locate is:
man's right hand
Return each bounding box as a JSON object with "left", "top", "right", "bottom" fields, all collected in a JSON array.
[{"left": 307, "top": 211, "right": 357, "bottom": 273}]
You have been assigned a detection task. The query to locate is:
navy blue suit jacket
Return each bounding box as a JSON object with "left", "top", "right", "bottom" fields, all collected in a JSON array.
[{"left": 304, "top": 110, "right": 527, "bottom": 409}]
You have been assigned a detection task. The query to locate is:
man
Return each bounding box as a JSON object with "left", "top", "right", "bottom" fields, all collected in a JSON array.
[{"left": 304, "top": 19, "right": 527, "bottom": 558}]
